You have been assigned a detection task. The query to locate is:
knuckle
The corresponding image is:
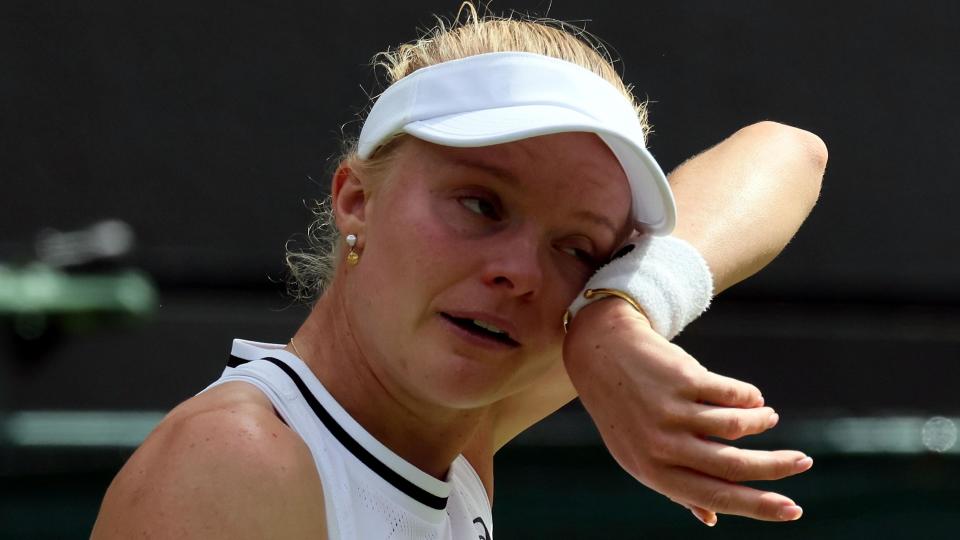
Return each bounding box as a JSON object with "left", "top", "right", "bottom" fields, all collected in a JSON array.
[
  {"left": 706, "top": 488, "right": 733, "bottom": 512},
  {"left": 722, "top": 455, "right": 748, "bottom": 481},
  {"left": 678, "top": 365, "right": 705, "bottom": 389},
  {"left": 660, "top": 403, "right": 687, "bottom": 428},
  {"left": 756, "top": 494, "right": 783, "bottom": 519},
  {"left": 776, "top": 455, "right": 798, "bottom": 477},
  {"left": 640, "top": 463, "right": 669, "bottom": 488},
  {"left": 724, "top": 415, "right": 746, "bottom": 438},
  {"left": 721, "top": 386, "right": 742, "bottom": 404},
  {"left": 648, "top": 434, "right": 676, "bottom": 463}
]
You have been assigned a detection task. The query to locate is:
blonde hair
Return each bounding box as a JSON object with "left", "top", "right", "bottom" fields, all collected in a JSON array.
[{"left": 285, "top": 3, "right": 650, "bottom": 301}]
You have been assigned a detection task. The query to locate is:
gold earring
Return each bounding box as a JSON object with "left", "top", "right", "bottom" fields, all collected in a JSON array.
[{"left": 346, "top": 234, "right": 360, "bottom": 265}]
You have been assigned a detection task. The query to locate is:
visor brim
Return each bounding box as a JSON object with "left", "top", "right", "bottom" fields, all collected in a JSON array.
[{"left": 404, "top": 104, "right": 676, "bottom": 235}]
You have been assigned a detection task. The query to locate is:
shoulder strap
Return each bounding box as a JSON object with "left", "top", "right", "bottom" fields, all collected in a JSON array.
[{"left": 225, "top": 354, "right": 449, "bottom": 511}]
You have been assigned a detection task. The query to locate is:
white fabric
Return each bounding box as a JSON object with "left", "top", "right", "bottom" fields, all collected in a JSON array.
[
  {"left": 358, "top": 51, "right": 676, "bottom": 235},
  {"left": 197, "top": 339, "right": 493, "bottom": 540},
  {"left": 568, "top": 235, "right": 714, "bottom": 340}
]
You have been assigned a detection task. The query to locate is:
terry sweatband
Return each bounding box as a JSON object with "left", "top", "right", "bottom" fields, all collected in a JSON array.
[{"left": 566, "top": 235, "right": 714, "bottom": 340}]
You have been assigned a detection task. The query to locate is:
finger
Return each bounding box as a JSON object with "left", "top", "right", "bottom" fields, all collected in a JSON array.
[
  {"left": 695, "top": 371, "right": 763, "bottom": 408},
  {"left": 690, "top": 506, "right": 717, "bottom": 527},
  {"left": 688, "top": 405, "right": 779, "bottom": 440},
  {"left": 664, "top": 466, "right": 804, "bottom": 522},
  {"left": 684, "top": 439, "right": 814, "bottom": 482},
  {"left": 670, "top": 498, "right": 717, "bottom": 527}
]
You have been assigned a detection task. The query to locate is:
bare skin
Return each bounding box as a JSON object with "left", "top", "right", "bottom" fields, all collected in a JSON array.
[
  {"left": 92, "top": 122, "right": 826, "bottom": 537},
  {"left": 568, "top": 121, "right": 827, "bottom": 525},
  {"left": 90, "top": 382, "right": 328, "bottom": 539},
  {"left": 501, "top": 121, "right": 828, "bottom": 525},
  {"left": 287, "top": 133, "right": 633, "bottom": 476}
]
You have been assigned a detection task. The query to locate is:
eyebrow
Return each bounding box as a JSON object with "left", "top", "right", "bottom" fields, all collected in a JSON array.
[
  {"left": 451, "top": 157, "right": 518, "bottom": 184},
  {"left": 452, "top": 156, "right": 622, "bottom": 237},
  {"left": 572, "top": 209, "right": 620, "bottom": 237}
]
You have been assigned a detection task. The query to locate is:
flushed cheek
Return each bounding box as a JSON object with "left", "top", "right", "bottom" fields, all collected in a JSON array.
[
  {"left": 385, "top": 199, "right": 486, "bottom": 297},
  {"left": 370, "top": 192, "right": 448, "bottom": 279},
  {"left": 360, "top": 194, "right": 474, "bottom": 357}
]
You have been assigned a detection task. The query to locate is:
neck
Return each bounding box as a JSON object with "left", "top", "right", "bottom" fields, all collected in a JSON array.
[{"left": 287, "top": 281, "right": 488, "bottom": 480}]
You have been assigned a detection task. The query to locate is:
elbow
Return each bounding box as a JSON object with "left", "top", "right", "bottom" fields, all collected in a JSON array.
[
  {"left": 790, "top": 123, "right": 828, "bottom": 173},
  {"left": 744, "top": 120, "right": 828, "bottom": 167},
  {"left": 743, "top": 120, "right": 827, "bottom": 205}
]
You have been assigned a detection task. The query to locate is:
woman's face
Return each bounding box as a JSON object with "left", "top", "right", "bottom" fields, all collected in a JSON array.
[{"left": 344, "top": 132, "right": 633, "bottom": 410}]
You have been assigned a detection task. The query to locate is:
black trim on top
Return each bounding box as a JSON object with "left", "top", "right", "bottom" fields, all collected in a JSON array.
[
  {"left": 227, "top": 354, "right": 449, "bottom": 511},
  {"left": 226, "top": 355, "right": 247, "bottom": 368}
]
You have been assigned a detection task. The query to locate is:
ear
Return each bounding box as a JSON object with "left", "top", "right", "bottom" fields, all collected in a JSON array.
[{"left": 330, "top": 161, "right": 368, "bottom": 238}]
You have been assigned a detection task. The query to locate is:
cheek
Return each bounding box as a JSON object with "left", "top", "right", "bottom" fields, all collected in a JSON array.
[
  {"left": 386, "top": 197, "right": 466, "bottom": 288},
  {"left": 358, "top": 188, "right": 468, "bottom": 320}
]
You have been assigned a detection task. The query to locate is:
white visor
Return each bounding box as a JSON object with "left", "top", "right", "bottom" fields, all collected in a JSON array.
[{"left": 358, "top": 52, "right": 676, "bottom": 235}]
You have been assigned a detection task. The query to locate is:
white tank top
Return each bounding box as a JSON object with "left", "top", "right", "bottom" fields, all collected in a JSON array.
[{"left": 197, "top": 339, "right": 493, "bottom": 540}]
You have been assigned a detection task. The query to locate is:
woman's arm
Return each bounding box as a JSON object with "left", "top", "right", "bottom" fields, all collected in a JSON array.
[
  {"left": 492, "top": 121, "right": 827, "bottom": 522},
  {"left": 669, "top": 120, "right": 826, "bottom": 291}
]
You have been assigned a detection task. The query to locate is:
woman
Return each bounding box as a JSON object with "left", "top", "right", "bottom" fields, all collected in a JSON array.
[{"left": 92, "top": 10, "right": 826, "bottom": 538}]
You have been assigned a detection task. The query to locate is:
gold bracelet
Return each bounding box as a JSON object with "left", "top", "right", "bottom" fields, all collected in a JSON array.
[{"left": 563, "top": 288, "right": 644, "bottom": 333}]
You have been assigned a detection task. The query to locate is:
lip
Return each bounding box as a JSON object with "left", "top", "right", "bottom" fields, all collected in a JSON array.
[{"left": 439, "top": 310, "right": 521, "bottom": 348}]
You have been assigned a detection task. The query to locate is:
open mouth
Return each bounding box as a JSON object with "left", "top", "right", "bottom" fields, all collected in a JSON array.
[{"left": 440, "top": 313, "right": 520, "bottom": 347}]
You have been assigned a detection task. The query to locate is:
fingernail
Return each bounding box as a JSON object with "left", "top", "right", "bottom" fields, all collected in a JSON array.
[
  {"left": 758, "top": 394, "right": 765, "bottom": 406},
  {"left": 778, "top": 505, "right": 803, "bottom": 521},
  {"left": 691, "top": 509, "right": 717, "bottom": 527},
  {"left": 767, "top": 412, "right": 780, "bottom": 428},
  {"left": 796, "top": 456, "right": 814, "bottom": 470}
]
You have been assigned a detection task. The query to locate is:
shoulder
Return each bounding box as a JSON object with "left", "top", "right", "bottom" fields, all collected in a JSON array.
[{"left": 91, "top": 382, "right": 327, "bottom": 539}]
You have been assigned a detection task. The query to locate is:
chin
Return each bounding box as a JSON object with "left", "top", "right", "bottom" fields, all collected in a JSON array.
[{"left": 412, "top": 352, "right": 519, "bottom": 410}]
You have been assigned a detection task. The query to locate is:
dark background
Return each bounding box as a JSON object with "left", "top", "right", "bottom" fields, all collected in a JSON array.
[{"left": 1, "top": 1, "right": 958, "bottom": 538}]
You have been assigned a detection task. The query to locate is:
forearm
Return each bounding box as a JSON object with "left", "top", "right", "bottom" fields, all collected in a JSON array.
[
  {"left": 554, "top": 123, "right": 823, "bottom": 524},
  {"left": 668, "top": 121, "right": 827, "bottom": 293},
  {"left": 494, "top": 122, "right": 827, "bottom": 448}
]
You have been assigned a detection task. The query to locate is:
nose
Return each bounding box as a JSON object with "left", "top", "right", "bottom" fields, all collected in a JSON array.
[{"left": 479, "top": 229, "right": 544, "bottom": 299}]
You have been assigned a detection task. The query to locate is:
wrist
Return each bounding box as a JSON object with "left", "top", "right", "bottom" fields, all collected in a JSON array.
[
  {"left": 574, "top": 294, "right": 652, "bottom": 329},
  {"left": 563, "top": 297, "right": 659, "bottom": 379},
  {"left": 566, "top": 235, "right": 714, "bottom": 340},
  {"left": 564, "top": 297, "right": 656, "bottom": 367}
]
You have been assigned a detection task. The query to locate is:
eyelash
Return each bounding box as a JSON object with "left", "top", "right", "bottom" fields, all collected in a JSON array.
[
  {"left": 563, "top": 246, "right": 598, "bottom": 265},
  {"left": 459, "top": 196, "right": 598, "bottom": 266},
  {"left": 460, "top": 196, "right": 502, "bottom": 220}
]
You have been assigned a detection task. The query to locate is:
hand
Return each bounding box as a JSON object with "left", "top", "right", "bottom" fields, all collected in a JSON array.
[{"left": 563, "top": 299, "right": 813, "bottom": 526}]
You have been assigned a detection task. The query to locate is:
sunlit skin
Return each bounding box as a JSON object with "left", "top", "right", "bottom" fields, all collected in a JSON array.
[
  {"left": 288, "top": 132, "right": 633, "bottom": 478},
  {"left": 88, "top": 123, "right": 824, "bottom": 537}
]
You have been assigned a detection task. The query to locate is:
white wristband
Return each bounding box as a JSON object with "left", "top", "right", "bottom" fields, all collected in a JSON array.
[{"left": 566, "top": 235, "right": 714, "bottom": 340}]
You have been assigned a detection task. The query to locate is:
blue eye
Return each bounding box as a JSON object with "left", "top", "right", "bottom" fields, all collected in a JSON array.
[{"left": 461, "top": 197, "right": 501, "bottom": 219}]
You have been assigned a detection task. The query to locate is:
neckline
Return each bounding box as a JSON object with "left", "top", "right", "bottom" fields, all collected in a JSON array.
[{"left": 229, "top": 339, "right": 455, "bottom": 514}]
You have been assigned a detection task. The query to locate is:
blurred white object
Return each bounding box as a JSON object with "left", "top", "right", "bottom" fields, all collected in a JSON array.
[
  {"left": 35, "top": 219, "right": 134, "bottom": 267},
  {"left": 922, "top": 416, "right": 957, "bottom": 453}
]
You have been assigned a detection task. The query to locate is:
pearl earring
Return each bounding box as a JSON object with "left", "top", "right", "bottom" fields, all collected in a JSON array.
[{"left": 346, "top": 234, "right": 360, "bottom": 266}]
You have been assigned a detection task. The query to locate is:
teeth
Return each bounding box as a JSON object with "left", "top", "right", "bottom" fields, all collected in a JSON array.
[{"left": 472, "top": 320, "right": 506, "bottom": 335}]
